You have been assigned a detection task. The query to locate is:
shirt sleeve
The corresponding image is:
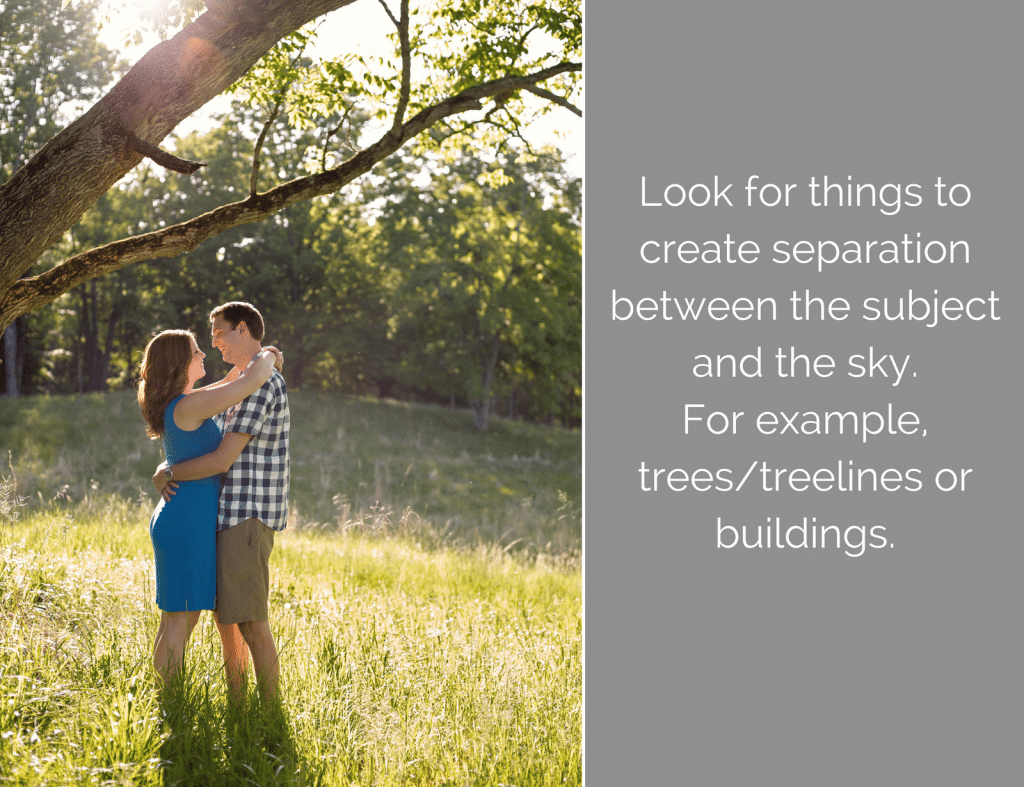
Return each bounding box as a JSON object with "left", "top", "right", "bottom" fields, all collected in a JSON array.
[{"left": 223, "top": 380, "right": 272, "bottom": 437}]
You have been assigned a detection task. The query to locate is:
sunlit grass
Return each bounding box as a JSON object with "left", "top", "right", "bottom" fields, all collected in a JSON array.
[
  {"left": 0, "top": 506, "right": 581, "bottom": 785},
  {"left": 0, "top": 391, "right": 580, "bottom": 784}
]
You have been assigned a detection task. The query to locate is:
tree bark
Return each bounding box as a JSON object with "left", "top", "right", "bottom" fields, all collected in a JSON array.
[
  {"left": 2, "top": 323, "right": 17, "bottom": 397},
  {"left": 81, "top": 283, "right": 100, "bottom": 391},
  {"left": 469, "top": 332, "right": 502, "bottom": 432},
  {"left": 101, "top": 301, "right": 120, "bottom": 392},
  {"left": 377, "top": 377, "right": 396, "bottom": 399}
]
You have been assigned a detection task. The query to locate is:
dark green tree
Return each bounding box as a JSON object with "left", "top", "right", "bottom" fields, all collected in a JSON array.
[
  {"left": 0, "top": 0, "right": 123, "bottom": 395},
  {"left": 367, "top": 150, "right": 581, "bottom": 429}
]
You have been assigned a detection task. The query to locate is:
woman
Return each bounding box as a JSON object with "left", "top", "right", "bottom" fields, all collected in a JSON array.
[{"left": 137, "top": 329, "right": 277, "bottom": 687}]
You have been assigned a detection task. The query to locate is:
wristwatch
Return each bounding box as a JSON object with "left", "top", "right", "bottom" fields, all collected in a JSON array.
[{"left": 163, "top": 467, "right": 174, "bottom": 482}]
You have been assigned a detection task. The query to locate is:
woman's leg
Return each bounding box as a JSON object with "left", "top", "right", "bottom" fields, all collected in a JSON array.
[{"left": 153, "top": 610, "right": 201, "bottom": 686}]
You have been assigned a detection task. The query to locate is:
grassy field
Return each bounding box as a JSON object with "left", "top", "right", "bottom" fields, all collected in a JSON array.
[
  {"left": 0, "top": 390, "right": 581, "bottom": 557},
  {"left": 0, "top": 391, "right": 581, "bottom": 785}
]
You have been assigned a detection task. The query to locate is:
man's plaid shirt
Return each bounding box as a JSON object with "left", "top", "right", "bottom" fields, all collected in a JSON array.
[{"left": 216, "top": 369, "right": 290, "bottom": 531}]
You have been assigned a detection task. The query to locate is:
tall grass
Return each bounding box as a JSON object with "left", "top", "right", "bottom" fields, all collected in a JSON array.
[
  {"left": 0, "top": 506, "right": 581, "bottom": 784},
  {"left": 0, "top": 391, "right": 581, "bottom": 785}
]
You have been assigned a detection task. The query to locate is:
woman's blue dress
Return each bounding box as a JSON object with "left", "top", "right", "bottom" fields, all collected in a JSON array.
[{"left": 149, "top": 394, "right": 221, "bottom": 611}]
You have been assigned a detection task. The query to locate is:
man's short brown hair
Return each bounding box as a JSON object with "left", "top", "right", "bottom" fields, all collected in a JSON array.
[{"left": 210, "top": 301, "right": 265, "bottom": 342}]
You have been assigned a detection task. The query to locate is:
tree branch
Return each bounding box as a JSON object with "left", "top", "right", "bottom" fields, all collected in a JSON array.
[
  {"left": 321, "top": 122, "right": 342, "bottom": 172},
  {"left": 0, "top": 61, "right": 580, "bottom": 329},
  {"left": 320, "top": 103, "right": 357, "bottom": 172},
  {"left": 375, "top": 0, "right": 399, "bottom": 27},
  {"left": 250, "top": 99, "right": 282, "bottom": 196},
  {"left": 435, "top": 115, "right": 535, "bottom": 159},
  {"left": 252, "top": 30, "right": 313, "bottom": 195},
  {"left": 523, "top": 84, "right": 581, "bottom": 117},
  {"left": 389, "top": 0, "right": 412, "bottom": 135},
  {"left": 126, "top": 133, "right": 206, "bottom": 174}
]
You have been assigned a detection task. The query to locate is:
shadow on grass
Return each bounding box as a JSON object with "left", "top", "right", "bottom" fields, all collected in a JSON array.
[{"left": 158, "top": 673, "right": 323, "bottom": 786}]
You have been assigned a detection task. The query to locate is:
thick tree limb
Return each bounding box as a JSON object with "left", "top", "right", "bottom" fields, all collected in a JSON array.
[{"left": 0, "top": 63, "right": 580, "bottom": 326}]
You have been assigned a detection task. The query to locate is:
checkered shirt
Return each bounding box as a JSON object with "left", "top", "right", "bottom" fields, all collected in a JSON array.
[{"left": 216, "top": 369, "right": 290, "bottom": 531}]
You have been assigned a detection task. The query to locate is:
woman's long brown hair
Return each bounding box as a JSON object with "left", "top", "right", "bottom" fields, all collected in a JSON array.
[{"left": 137, "top": 330, "right": 194, "bottom": 438}]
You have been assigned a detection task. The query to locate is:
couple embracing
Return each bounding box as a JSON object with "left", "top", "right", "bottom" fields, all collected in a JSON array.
[{"left": 137, "top": 301, "right": 288, "bottom": 706}]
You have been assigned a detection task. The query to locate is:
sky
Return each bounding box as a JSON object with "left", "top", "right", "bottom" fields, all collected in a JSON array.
[{"left": 95, "top": 0, "right": 582, "bottom": 177}]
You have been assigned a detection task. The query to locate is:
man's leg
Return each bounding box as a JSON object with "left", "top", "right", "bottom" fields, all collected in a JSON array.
[
  {"left": 214, "top": 613, "right": 250, "bottom": 705},
  {"left": 216, "top": 521, "right": 256, "bottom": 703},
  {"left": 238, "top": 619, "right": 280, "bottom": 700},
  {"left": 217, "top": 518, "right": 279, "bottom": 701}
]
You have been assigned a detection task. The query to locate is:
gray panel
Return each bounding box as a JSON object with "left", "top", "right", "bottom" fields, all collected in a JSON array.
[{"left": 585, "top": 3, "right": 1022, "bottom": 785}]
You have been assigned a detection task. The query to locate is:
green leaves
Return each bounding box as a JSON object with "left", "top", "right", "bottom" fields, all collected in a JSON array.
[
  {"left": 228, "top": 0, "right": 580, "bottom": 157},
  {"left": 1, "top": 0, "right": 125, "bottom": 182},
  {"left": 363, "top": 148, "right": 580, "bottom": 423},
  {"left": 230, "top": 25, "right": 368, "bottom": 139},
  {"left": 425, "top": 0, "right": 581, "bottom": 88}
]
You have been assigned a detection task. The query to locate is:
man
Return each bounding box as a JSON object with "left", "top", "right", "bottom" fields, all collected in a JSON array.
[{"left": 155, "top": 301, "right": 289, "bottom": 702}]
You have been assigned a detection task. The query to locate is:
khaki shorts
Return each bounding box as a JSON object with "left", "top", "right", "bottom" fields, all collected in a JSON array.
[{"left": 216, "top": 518, "right": 274, "bottom": 625}]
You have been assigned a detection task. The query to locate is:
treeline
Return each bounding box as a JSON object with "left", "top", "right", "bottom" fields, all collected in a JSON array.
[{"left": 0, "top": 2, "right": 581, "bottom": 430}]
